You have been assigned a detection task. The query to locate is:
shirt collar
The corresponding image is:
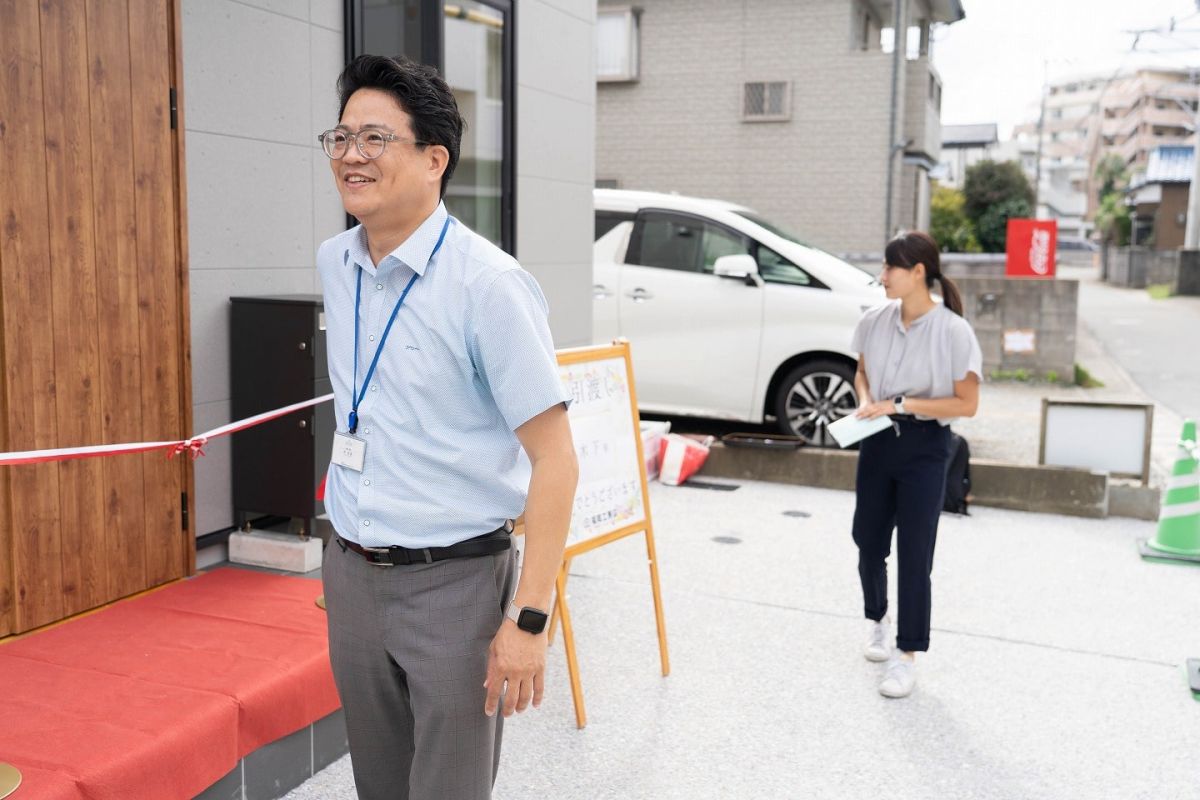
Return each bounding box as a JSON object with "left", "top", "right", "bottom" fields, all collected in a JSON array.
[
  {"left": 342, "top": 202, "right": 450, "bottom": 278},
  {"left": 893, "top": 301, "right": 938, "bottom": 333}
]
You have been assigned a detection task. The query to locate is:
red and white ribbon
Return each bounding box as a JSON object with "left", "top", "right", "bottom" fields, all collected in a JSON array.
[{"left": 0, "top": 394, "right": 334, "bottom": 467}]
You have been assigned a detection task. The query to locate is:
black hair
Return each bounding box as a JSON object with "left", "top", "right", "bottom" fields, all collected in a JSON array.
[
  {"left": 336, "top": 55, "right": 465, "bottom": 199},
  {"left": 883, "top": 230, "right": 964, "bottom": 316}
]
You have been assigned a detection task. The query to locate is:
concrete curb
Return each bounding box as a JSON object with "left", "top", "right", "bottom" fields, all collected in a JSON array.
[{"left": 699, "top": 443, "right": 1160, "bottom": 520}]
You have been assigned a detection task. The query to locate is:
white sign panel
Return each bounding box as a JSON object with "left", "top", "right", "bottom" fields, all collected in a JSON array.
[
  {"left": 1004, "top": 329, "right": 1036, "bottom": 354},
  {"left": 1041, "top": 401, "right": 1152, "bottom": 480},
  {"left": 560, "top": 357, "right": 647, "bottom": 544}
]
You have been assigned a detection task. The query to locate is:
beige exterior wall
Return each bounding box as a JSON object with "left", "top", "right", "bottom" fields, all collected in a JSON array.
[{"left": 596, "top": 0, "right": 947, "bottom": 255}]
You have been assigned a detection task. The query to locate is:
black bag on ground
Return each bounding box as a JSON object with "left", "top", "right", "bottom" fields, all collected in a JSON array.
[{"left": 943, "top": 431, "right": 971, "bottom": 515}]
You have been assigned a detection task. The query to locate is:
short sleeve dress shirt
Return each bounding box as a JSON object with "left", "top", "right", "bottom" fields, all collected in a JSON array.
[
  {"left": 851, "top": 300, "right": 983, "bottom": 426},
  {"left": 317, "top": 203, "right": 572, "bottom": 548}
]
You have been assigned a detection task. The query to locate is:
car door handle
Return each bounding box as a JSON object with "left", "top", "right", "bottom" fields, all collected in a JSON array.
[
  {"left": 625, "top": 288, "right": 653, "bottom": 302},
  {"left": 592, "top": 283, "right": 613, "bottom": 300}
]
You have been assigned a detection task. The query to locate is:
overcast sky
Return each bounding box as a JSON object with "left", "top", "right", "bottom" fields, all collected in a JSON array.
[{"left": 932, "top": 0, "right": 1200, "bottom": 139}]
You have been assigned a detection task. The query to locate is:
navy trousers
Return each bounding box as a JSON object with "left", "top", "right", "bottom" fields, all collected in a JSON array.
[{"left": 851, "top": 417, "right": 951, "bottom": 652}]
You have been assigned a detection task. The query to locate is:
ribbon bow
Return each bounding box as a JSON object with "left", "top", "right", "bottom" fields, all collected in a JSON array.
[{"left": 169, "top": 437, "right": 209, "bottom": 460}]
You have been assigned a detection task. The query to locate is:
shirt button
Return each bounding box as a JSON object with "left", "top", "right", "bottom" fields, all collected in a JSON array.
[
  {"left": 371, "top": 385, "right": 378, "bottom": 392},
  {"left": 362, "top": 520, "right": 371, "bottom": 527},
  {"left": 363, "top": 427, "right": 371, "bottom": 434},
  {"left": 376, "top": 283, "right": 384, "bottom": 290},
  {"left": 369, "top": 334, "right": 376, "bottom": 341},
  {"left": 363, "top": 479, "right": 371, "bottom": 486}
]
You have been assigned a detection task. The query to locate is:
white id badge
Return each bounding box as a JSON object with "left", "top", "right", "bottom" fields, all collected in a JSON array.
[{"left": 331, "top": 432, "right": 367, "bottom": 472}]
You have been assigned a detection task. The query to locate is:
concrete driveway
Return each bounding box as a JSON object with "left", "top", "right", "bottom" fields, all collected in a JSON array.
[{"left": 286, "top": 478, "right": 1200, "bottom": 800}]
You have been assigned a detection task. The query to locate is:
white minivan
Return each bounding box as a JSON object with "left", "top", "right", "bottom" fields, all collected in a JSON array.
[{"left": 593, "top": 189, "right": 885, "bottom": 447}]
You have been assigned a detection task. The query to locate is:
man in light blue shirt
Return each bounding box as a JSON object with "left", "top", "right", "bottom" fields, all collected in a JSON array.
[{"left": 316, "top": 55, "right": 577, "bottom": 800}]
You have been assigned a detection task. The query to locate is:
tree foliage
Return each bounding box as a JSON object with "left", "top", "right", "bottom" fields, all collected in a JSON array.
[
  {"left": 1094, "top": 192, "right": 1131, "bottom": 246},
  {"left": 929, "top": 183, "right": 981, "bottom": 252},
  {"left": 962, "top": 160, "right": 1035, "bottom": 252},
  {"left": 974, "top": 198, "right": 1034, "bottom": 253},
  {"left": 1094, "top": 153, "right": 1128, "bottom": 199},
  {"left": 1093, "top": 152, "right": 1130, "bottom": 246}
]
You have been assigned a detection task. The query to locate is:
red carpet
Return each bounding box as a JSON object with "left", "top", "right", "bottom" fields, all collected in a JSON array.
[{"left": 0, "top": 568, "right": 339, "bottom": 800}]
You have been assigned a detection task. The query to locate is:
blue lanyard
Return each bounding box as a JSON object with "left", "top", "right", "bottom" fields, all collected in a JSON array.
[{"left": 348, "top": 216, "right": 452, "bottom": 433}]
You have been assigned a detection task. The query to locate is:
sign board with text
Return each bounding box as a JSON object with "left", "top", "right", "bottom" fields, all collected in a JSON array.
[
  {"left": 549, "top": 341, "right": 669, "bottom": 728},
  {"left": 1005, "top": 218, "right": 1057, "bottom": 278},
  {"left": 558, "top": 354, "right": 646, "bottom": 545}
]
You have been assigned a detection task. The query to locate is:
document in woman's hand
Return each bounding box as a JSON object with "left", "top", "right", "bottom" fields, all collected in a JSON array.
[{"left": 828, "top": 414, "right": 893, "bottom": 448}]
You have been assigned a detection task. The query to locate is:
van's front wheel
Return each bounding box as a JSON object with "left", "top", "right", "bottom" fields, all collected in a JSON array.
[{"left": 772, "top": 360, "right": 858, "bottom": 447}]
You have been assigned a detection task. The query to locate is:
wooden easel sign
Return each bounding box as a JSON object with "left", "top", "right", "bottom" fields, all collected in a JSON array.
[{"left": 552, "top": 341, "right": 669, "bottom": 728}]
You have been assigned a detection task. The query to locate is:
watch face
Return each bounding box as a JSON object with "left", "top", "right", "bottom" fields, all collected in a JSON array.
[{"left": 517, "top": 607, "right": 549, "bottom": 634}]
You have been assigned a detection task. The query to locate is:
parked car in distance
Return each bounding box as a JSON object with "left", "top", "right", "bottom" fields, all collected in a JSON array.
[
  {"left": 1055, "top": 235, "right": 1100, "bottom": 268},
  {"left": 1056, "top": 236, "right": 1099, "bottom": 252},
  {"left": 593, "top": 189, "right": 885, "bottom": 447}
]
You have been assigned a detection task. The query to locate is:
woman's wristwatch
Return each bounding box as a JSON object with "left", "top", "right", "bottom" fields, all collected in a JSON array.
[{"left": 893, "top": 395, "right": 907, "bottom": 415}]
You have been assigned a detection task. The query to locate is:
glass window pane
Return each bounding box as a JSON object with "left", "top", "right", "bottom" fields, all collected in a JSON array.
[
  {"left": 758, "top": 246, "right": 813, "bottom": 286},
  {"left": 362, "top": 0, "right": 425, "bottom": 62},
  {"left": 596, "top": 211, "right": 632, "bottom": 241},
  {"left": 597, "top": 12, "right": 628, "bottom": 78},
  {"left": 444, "top": 1, "right": 506, "bottom": 247},
  {"left": 637, "top": 216, "right": 702, "bottom": 272},
  {"left": 701, "top": 225, "right": 749, "bottom": 273}
]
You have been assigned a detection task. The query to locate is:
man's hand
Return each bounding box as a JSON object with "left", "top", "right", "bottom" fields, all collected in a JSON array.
[
  {"left": 855, "top": 399, "right": 896, "bottom": 420},
  {"left": 483, "top": 620, "right": 547, "bottom": 717}
]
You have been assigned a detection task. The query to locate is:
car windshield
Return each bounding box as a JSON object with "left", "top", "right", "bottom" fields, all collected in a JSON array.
[{"left": 733, "top": 210, "right": 877, "bottom": 281}]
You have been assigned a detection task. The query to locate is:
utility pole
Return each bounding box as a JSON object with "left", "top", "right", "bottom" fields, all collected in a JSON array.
[
  {"left": 884, "top": 0, "right": 905, "bottom": 246},
  {"left": 1033, "top": 59, "right": 1048, "bottom": 216},
  {"left": 1186, "top": 68, "right": 1200, "bottom": 247}
]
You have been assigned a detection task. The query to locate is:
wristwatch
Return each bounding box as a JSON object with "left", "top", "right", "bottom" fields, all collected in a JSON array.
[
  {"left": 893, "top": 395, "right": 907, "bottom": 415},
  {"left": 505, "top": 604, "right": 550, "bottom": 634}
]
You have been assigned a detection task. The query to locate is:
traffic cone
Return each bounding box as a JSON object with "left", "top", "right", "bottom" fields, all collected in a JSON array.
[{"left": 1139, "top": 419, "right": 1200, "bottom": 564}]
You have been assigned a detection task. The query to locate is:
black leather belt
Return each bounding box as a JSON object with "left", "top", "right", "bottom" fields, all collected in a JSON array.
[
  {"left": 891, "top": 414, "right": 935, "bottom": 424},
  {"left": 336, "top": 523, "right": 513, "bottom": 567}
]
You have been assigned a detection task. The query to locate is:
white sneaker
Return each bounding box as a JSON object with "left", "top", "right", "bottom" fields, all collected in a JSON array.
[
  {"left": 863, "top": 616, "right": 892, "bottom": 662},
  {"left": 879, "top": 655, "right": 917, "bottom": 698}
]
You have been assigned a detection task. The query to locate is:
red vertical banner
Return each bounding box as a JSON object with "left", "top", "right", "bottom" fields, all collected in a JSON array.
[{"left": 1005, "top": 219, "right": 1058, "bottom": 278}]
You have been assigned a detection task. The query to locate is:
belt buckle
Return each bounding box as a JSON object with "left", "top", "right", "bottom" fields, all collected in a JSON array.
[{"left": 361, "top": 544, "right": 395, "bottom": 567}]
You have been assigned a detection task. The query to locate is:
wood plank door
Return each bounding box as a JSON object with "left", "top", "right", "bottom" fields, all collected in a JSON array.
[{"left": 0, "top": 0, "right": 193, "bottom": 635}]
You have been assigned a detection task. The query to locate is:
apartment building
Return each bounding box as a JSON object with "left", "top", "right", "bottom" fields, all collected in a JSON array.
[
  {"left": 1014, "top": 67, "right": 1200, "bottom": 233},
  {"left": 595, "top": 0, "right": 966, "bottom": 255},
  {"left": 938, "top": 123, "right": 999, "bottom": 189}
]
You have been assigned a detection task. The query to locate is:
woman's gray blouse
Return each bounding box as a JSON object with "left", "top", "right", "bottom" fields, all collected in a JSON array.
[{"left": 851, "top": 301, "right": 983, "bottom": 426}]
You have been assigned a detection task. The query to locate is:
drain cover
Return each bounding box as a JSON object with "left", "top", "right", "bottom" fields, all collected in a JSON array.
[
  {"left": 782, "top": 510, "right": 811, "bottom": 518},
  {"left": 711, "top": 535, "right": 742, "bottom": 545}
]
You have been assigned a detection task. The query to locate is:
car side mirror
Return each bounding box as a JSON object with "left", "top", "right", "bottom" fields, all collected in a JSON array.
[{"left": 713, "top": 254, "right": 760, "bottom": 286}]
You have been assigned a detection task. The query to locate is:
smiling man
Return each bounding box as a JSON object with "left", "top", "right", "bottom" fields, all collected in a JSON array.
[{"left": 315, "top": 55, "right": 578, "bottom": 800}]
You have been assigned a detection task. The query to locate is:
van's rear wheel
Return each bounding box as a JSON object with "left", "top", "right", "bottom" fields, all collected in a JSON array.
[{"left": 773, "top": 360, "right": 858, "bottom": 447}]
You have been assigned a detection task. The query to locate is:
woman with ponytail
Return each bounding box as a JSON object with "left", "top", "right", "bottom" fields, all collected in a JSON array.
[{"left": 848, "top": 230, "right": 982, "bottom": 698}]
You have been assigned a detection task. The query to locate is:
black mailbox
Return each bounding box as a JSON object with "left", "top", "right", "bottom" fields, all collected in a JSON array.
[{"left": 230, "top": 295, "right": 334, "bottom": 536}]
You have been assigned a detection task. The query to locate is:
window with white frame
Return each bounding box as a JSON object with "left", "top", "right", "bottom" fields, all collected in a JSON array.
[
  {"left": 743, "top": 81, "right": 790, "bottom": 122},
  {"left": 597, "top": 7, "right": 639, "bottom": 82}
]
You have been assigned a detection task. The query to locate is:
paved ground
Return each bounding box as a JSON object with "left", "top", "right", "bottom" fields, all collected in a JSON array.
[
  {"left": 1067, "top": 264, "right": 1200, "bottom": 422},
  {"left": 284, "top": 478, "right": 1200, "bottom": 800}
]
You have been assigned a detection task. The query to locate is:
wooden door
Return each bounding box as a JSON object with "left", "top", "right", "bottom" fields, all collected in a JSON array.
[{"left": 0, "top": 0, "right": 193, "bottom": 635}]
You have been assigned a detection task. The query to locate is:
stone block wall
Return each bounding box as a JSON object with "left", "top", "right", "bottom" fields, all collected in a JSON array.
[{"left": 956, "top": 276, "right": 1078, "bottom": 379}]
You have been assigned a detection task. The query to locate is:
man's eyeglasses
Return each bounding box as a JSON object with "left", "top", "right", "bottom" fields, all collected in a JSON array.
[{"left": 317, "top": 128, "right": 429, "bottom": 160}]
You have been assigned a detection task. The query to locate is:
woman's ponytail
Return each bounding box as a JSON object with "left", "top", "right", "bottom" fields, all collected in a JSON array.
[{"left": 935, "top": 274, "right": 964, "bottom": 317}]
